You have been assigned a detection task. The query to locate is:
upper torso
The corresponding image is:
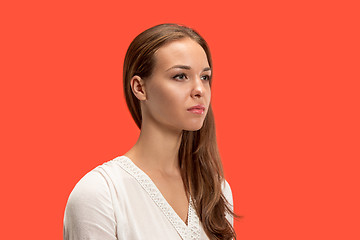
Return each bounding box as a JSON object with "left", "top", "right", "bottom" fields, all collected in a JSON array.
[{"left": 63, "top": 155, "right": 233, "bottom": 240}]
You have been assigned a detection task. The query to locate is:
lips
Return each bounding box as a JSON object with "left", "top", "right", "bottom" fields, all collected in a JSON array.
[{"left": 187, "top": 105, "right": 205, "bottom": 111}]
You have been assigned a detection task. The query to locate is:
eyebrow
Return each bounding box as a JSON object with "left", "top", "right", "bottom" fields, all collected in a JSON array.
[{"left": 166, "top": 65, "right": 211, "bottom": 72}]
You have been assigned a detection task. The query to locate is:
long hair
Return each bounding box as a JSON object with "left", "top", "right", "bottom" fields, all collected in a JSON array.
[{"left": 123, "top": 23, "right": 237, "bottom": 239}]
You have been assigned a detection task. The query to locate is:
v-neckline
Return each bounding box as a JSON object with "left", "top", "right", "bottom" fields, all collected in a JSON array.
[{"left": 114, "top": 155, "right": 200, "bottom": 240}]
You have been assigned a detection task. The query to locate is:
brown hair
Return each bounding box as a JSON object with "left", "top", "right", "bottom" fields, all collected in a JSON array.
[{"left": 123, "top": 23, "right": 238, "bottom": 239}]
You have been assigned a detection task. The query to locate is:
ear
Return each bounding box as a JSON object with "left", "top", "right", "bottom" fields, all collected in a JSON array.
[{"left": 130, "top": 75, "right": 147, "bottom": 101}]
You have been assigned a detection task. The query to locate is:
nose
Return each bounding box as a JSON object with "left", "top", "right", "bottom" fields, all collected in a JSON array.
[{"left": 190, "top": 77, "right": 206, "bottom": 98}]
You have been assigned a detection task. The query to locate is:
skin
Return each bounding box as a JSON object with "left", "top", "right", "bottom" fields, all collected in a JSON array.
[{"left": 124, "top": 37, "right": 211, "bottom": 224}]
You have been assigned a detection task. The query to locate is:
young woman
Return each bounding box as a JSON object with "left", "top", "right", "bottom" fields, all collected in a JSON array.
[{"left": 63, "top": 23, "right": 237, "bottom": 240}]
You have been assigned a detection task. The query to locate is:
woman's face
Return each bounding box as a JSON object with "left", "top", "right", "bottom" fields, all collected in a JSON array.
[{"left": 142, "top": 37, "right": 211, "bottom": 132}]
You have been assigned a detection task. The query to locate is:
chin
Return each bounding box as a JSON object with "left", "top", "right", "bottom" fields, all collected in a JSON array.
[{"left": 183, "top": 123, "right": 204, "bottom": 132}]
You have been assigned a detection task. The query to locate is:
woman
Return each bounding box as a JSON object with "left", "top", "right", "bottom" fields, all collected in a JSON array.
[{"left": 63, "top": 23, "right": 237, "bottom": 240}]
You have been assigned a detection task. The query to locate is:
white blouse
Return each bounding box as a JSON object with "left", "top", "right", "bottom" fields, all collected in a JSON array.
[{"left": 63, "top": 156, "right": 234, "bottom": 240}]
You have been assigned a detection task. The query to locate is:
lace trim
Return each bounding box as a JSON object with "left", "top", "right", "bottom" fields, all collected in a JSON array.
[
  {"left": 188, "top": 197, "right": 200, "bottom": 240},
  {"left": 114, "top": 156, "right": 200, "bottom": 240}
]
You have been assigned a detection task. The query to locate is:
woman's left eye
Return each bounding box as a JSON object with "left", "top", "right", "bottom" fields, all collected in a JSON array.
[{"left": 201, "top": 75, "right": 211, "bottom": 81}]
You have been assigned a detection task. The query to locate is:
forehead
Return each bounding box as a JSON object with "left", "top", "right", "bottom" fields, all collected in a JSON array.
[{"left": 153, "top": 38, "right": 209, "bottom": 70}]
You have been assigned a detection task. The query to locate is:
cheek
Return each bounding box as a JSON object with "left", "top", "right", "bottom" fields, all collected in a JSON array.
[
  {"left": 204, "top": 86, "right": 211, "bottom": 106},
  {"left": 150, "top": 85, "right": 186, "bottom": 114}
]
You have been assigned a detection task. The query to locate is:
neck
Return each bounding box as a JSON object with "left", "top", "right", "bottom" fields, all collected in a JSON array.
[{"left": 125, "top": 119, "right": 183, "bottom": 176}]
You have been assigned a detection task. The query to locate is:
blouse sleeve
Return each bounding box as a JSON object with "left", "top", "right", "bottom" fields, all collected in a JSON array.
[
  {"left": 63, "top": 170, "right": 117, "bottom": 240},
  {"left": 222, "top": 179, "right": 234, "bottom": 227}
]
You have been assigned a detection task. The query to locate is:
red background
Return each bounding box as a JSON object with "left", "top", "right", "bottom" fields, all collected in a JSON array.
[{"left": 1, "top": 0, "right": 359, "bottom": 239}]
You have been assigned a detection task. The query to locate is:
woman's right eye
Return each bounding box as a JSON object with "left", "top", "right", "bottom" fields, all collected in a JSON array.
[{"left": 173, "top": 73, "right": 187, "bottom": 81}]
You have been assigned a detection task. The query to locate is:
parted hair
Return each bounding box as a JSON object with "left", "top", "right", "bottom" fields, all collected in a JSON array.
[{"left": 123, "top": 23, "right": 237, "bottom": 240}]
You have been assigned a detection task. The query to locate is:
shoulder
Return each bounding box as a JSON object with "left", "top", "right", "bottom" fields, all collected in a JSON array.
[
  {"left": 65, "top": 157, "right": 128, "bottom": 207},
  {"left": 64, "top": 162, "right": 120, "bottom": 239},
  {"left": 221, "top": 179, "right": 234, "bottom": 226},
  {"left": 65, "top": 156, "right": 133, "bottom": 211},
  {"left": 65, "top": 167, "right": 112, "bottom": 218},
  {"left": 221, "top": 179, "right": 233, "bottom": 206}
]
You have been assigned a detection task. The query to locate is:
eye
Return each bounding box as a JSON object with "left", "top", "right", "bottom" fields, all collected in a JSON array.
[
  {"left": 173, "top": 73, "right": 188, "bottom": 81},
  {"left": 201, "top": 75, "right": 211, "bottom": 81}
]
